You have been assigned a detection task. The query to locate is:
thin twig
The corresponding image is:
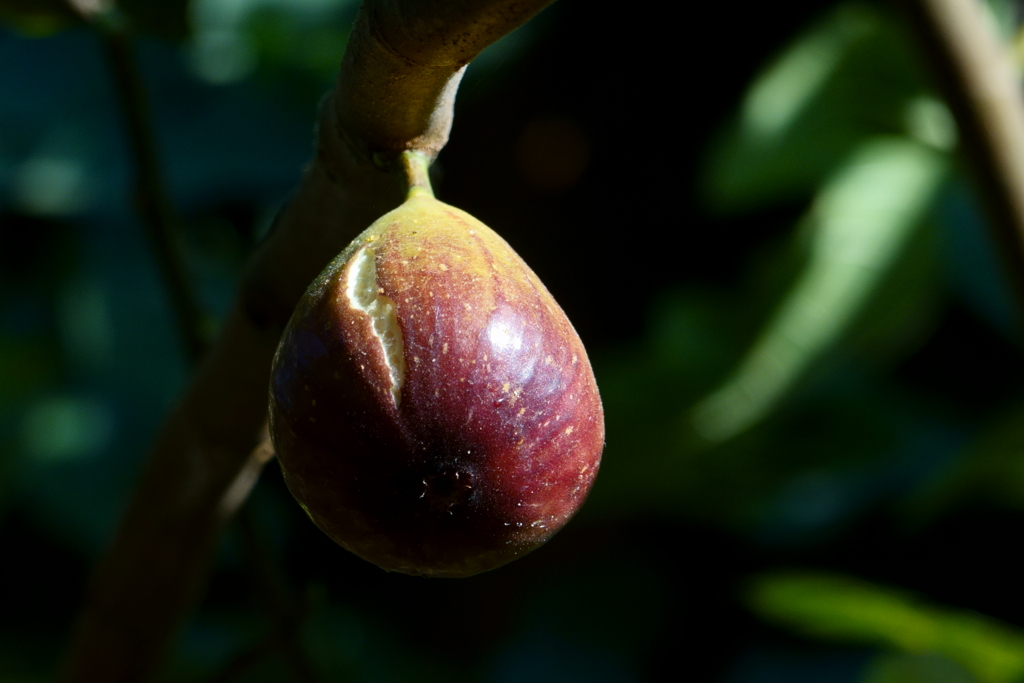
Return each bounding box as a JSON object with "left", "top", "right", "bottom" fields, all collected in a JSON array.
[
  {"left": 899, "top": 0, "right": 1024, "bottom": 326},
  {"left": 95, "top": 10, "right": 207, "bottom": 363}
]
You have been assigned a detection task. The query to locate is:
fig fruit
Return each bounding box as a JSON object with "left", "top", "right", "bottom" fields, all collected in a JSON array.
[{"left": 269, "top": 153, "right": 603, "bottom": 577}]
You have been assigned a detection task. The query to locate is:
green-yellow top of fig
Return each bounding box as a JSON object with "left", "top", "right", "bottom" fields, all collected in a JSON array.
[{"left": 269, "top": 160, "right": 604, "bottom": 578}]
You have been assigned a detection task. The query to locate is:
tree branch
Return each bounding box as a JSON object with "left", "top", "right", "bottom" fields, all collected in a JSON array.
[
  {"left": 60, "top": 1, "right": 555, "bottom": 681},
  {"left": 335, "top": 0, "right": 556, "bottom": 159},
  {"left": 900, "top": 0, "right": 1024, "bottom": 324}
]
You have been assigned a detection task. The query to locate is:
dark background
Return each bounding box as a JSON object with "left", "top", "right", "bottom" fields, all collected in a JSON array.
[{"left": 3, "top": 0, "right": 1024, "bottom": 681}]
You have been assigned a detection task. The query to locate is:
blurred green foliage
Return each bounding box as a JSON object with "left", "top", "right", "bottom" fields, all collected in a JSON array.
[
  {"left": 750, "top": 572, "right": 1024, "bottom": 683},
  {"left": 0, "top": 0, "right": 189, "bottom": 38},
  {"left": 588, "top": 0, "right": 963, "bottom": 531}
]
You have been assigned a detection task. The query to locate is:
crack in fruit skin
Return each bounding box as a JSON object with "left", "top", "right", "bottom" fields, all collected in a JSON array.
[
  {"left": 345, "top": 245, "right": 405, "bottom": 407},
  {"left": 269, "top": 193, "right": 604, "bottom": 577}
]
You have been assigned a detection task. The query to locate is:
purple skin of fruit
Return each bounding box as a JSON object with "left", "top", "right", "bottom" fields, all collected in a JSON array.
[{"left": 269, "top": 183, "right": 604, "bottom": 578}]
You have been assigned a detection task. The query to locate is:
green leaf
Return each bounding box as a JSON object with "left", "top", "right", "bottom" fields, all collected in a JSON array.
[
  {"left": 585, "top": 288, "right": 907, "bottom": 532},
  {"left": 739, "top": 4, "right": 874, "bottom": 143},
  {"left": 750, "top": 572, "right": 1024, "bottom": 683},
  {"left": 692, "top": 137, "right": 949, "bottom": 443},
  {"left": 704, "top": 2, "right": 944, "bottom": 212}
]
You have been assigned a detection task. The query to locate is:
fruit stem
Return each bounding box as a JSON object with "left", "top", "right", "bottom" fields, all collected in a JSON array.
[{"left": 401, "top": 150, "right": 435, "bottom": 199}]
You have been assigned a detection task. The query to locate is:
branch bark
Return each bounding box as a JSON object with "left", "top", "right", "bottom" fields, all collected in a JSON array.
[
  {"left": 60, "top": 1, "right": 554, "bottom": 680},
  {"left": 900, "top": 0, "right": 1024, "bottom": 323}
]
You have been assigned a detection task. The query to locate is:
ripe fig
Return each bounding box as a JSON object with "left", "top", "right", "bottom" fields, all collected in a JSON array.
[{"left": 269, "top": 153, "right": 603, "bottom": 577}]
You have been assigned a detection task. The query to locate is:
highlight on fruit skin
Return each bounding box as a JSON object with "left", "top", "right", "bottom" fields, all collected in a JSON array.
[{"left": 268, "top": 155, "right": 604, "bottom": 577}]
